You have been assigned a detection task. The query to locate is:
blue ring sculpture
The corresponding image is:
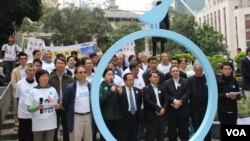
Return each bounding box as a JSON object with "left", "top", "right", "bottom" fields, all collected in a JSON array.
[{"left": 91, "top": 29, "right": 218, "bottom": 141}]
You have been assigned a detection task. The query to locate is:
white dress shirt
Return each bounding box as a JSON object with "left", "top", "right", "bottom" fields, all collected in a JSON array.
[
  {"left": 157, "top": 63, "right": 171, "bottom": 74},
  {"left": 125, "top": 86, "right": 137, "bottom": 111},
  {"left": 151, "top": 84, "right": 161, "bottom": 107}
]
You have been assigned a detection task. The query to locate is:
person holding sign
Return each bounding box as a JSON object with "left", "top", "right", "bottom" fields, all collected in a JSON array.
[{"left": 217, "top": 62, "right": 241, "bottom": 125}]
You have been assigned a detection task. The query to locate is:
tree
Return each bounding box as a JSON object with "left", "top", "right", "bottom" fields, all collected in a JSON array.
[
  {"left": 107, "top": 21, "right": 144, "bottom": 52},
  {"left": 164, "top": 9, "right": 197, "bottom": 55},
  {"left": 0, "top": 0, "right": 42, "bottom": 46},
  {"left": 18, "top": 17, "right": 42, "bottom": 33},
  {"left": 195, "top": 24, "right": 226, "bottom": 56},
  {"left": 164, "top": 9, "right": 226, "bottom": 57},
  {"left": 207, "top": 55, "right": 227, "bottom": 74},
  {"left": 41, "top": 6, "right": 112, "bottom": 46}
]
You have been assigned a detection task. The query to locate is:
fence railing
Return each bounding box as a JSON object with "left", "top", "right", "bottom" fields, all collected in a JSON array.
[{"left": 0, "top": 83, "right": 12, "bottom": 125}]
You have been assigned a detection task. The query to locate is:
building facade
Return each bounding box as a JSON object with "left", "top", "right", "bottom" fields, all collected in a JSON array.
[
  {"left": 195, "top": 0, "right": 250, "bottom": 57},
  {"left": 174, "top": 0, "right": 205, "bottom": 14}
]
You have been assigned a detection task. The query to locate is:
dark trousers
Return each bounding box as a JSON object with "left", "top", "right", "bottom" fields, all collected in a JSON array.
[
  {"left": 92, "top": 119, "right": 99, "bottom": 141},
  {"left": 218, "top": 112, "right": 237, "bottom": 125},
  {"left": 168, "top": 114, "right": 189, "bottom": 141},
  {"left": 100, "top": 119, "right": 121, "bottom": 141},
  {"left": 191, "top": 107, "right": 211, "bottom": 141},
  {"left": 145, "top": 116, "right": 165, "bottom": 141},
  {"left": 121, "top": 112, "right": 139, "bottom": 141},
  {"left": 3, "top": 60, "right": 16, "bottom": 82},
  {"left": 18, "top": 118, "right": 33, "bottom": 141},
  {"left": 152, "top": 41, "right": 165, "bottom": 56},
  {"left": 54, "top": 110, "right": 69, "bottom": 141}
]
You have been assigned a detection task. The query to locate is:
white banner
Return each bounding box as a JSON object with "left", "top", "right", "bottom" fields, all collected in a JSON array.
[
  {"left": 116, "top": 41, "right": 136, "bottom": 66},
  {"left": 25, "top": 37, "right": 46, "bottom": 61},
  {"left": 25, "top": 37, "right": 96, "bottom": 60},
  {"left": 44, "top": 42, "right": 96, "bottom": 59}
]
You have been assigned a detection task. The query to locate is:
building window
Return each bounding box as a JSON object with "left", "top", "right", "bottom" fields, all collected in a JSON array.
[
  {"left": 245, "top": 14, "right": 250, "bottom": 20},
  {"left": 245, "top": 14, "right": 250, "bottom": 47},
  {"left": 218, "top": 10, "right": 221, "bottom": 32},
  {"left": 204, "top": 16, "right": 206, "bottom": 23},
  {"left": 199, "top": 17, "right": 202, "bottom": 26},
  {"left": 211, "top": 13, "right": 213, "bottom": 26},
  {"left": 207, "top": 14, "right": 210, "bottom": 24},
  {"left": 235, "top": 16, "right": 239, "bottom": 49},
  {"left": 214, "top": 11, "right": 217, "bottom": 30},
  {"left": 223, "top": 7, "right": 227, "bottom": 44}
]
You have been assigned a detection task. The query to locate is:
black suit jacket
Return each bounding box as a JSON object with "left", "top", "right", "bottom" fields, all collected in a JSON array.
[
  {"left": 241, "top": 57, "right": 250, "bottom": 90},
  {"left": 188, "top": 75, "right": 208, "bottom": 115},
  {"left": 120, "top": 86, "right": 142, "bottom": 121},
  {"left": 163, "top": 78, "right": 190, "bottom": 116},
  {"left": 143, "top": 84, "right": 168, "bottom": 122}
]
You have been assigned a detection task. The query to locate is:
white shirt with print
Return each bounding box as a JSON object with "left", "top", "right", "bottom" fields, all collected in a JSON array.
[
  {"left": 16, "top": 78, "right": 37, "bottom": 119},
  {"left": 25, "top": 86, "right": 58, "bottom": 131},
  {"left": 1, "top": 44, "right": 22, "bottom": 61}
]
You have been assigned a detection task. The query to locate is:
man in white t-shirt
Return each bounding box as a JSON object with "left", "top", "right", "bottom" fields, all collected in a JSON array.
[
  {"left": 15, "top": 63, "right": 37, "bottom": 141},
  {"left": 1, "top": 35, "right": 22, "bottom": 83},
  {"left": 11, "top": 52, "right": 28, "bottom": 130},
  {"left": 63, "top": 66, "right": 93, "bottom": 141}
]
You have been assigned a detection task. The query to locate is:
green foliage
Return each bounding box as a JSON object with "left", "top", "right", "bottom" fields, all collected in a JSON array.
[
  {"left": 234, "top": 52, "right": 246, "bottom": 68},
  {"left": 106, "top": 21, "right": 143, "bottom": 52},
  {"left": 164, "top": 9, "right": 226, "bottom": 57},
  {"left": 41, "top": 6, "right": 112, "bottom": 46},
  {"left": 170, "top": 10, "right": 197, "bottom": 42},
  {"left": 0, "top": 0, "right": 42, "bottom": 45},
  {"left": 238, "top": 98, "right": 250, "bottom": 118},
  {"left": 165, "top": 8, "right": 197, "bottom": 54},
  {"left": 207, "top": 55, "right": 227, "bottom": 74},
  {"left": 194, "top": 24, "right": 227, "bottom": 56},
  {"left": 174, "top": 53, "right": 193, "bottom": 63},
  {"left": 18, "top": 18, "right": 42, "bottom": 33}
]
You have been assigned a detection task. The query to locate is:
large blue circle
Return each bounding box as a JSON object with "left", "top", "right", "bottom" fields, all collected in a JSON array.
[{"left": 91, "top": 29, "right": 218, "bottom": 141}]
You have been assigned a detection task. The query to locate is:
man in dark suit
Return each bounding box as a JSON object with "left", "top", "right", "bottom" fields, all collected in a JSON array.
[
  {"left": 164, "top": 57, "right": 187, "bottom": 81},
  {"left": 143, "top": 56, "right": 165, "bottom": 85},
  {"left": 241, "top": 47, "right": 250, "bottom": 99},
  {"left": 163, "top": 66, "right": 190, "bottom": 141},
  {"left": 120, "top": 73, "right": 142, "bottom": 141},
  {"left": 188, "top": 63, "right": 211, "bottom": 141},
  {"left": 143, "top": 72, "right": 168, "bottom": 141}
]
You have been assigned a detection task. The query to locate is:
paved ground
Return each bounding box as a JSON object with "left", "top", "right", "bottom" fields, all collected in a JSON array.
[{"left": 0, "top": 109, "right": 220, "bottom": 141}]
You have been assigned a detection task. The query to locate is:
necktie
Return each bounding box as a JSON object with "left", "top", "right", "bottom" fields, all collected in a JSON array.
[{"left": 129, "top": 88, "right": 136, "bottom": 115}]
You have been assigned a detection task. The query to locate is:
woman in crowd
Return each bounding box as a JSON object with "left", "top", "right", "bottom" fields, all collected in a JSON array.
[
  {"left": 25, "top": 69, "right": 61, "bottom": 141},
  {"left": 99, "top": 68, "right": 123, "bottom": 141}
]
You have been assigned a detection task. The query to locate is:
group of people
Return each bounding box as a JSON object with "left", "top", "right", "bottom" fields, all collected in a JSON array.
[{"left": 1, "top": 34, "right": 250, "bottom": 141}]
